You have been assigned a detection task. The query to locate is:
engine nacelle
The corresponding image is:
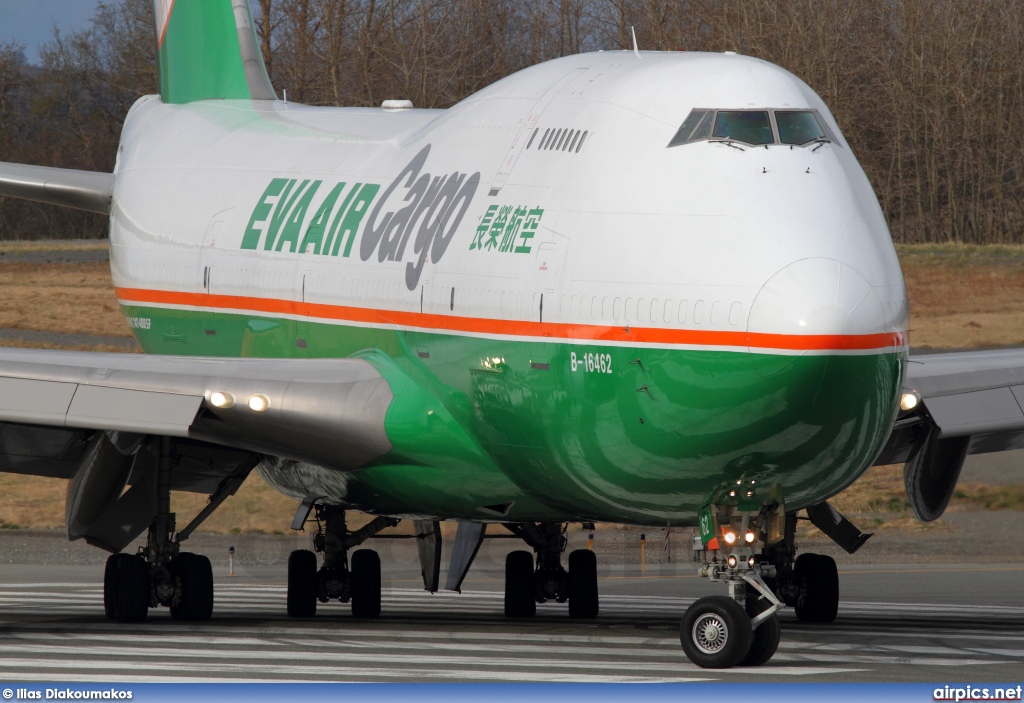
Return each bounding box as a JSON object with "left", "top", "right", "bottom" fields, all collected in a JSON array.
[{"left": 903, "top": 424, "right": 969, "bottom": 522}]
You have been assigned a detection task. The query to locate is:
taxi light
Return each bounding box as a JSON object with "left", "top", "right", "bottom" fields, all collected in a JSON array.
[
  {"left": 247, "top": 394, "right": 271, "bottom": 412},
  {"left": 209, "top": 391, "right": 234, "bottom": 409},
  {"left": 900, "top": 391, "right": 920, "bottom": 411},
  {"left": 748, "top": 556, "right": 755, "bottom": 567},
  {"left": 723, "top": 531, "right": 736, "bottom": 545},
  {"left": 744, "top": 531, "right": 756, "bottom": 543},
  {"left": 727, "top": 555, "right": 737, "bottom": 568}
]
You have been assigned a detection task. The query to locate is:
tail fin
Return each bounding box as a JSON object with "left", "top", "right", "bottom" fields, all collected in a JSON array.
[{"left": 154, "top": 0, "right": 276, "bottom": 104}]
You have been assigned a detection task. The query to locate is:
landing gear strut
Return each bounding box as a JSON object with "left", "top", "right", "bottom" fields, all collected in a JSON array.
[
  {"left": 287, "top": 505, "right": 397, "bottom": 618},
  {"left": 685, "top": 500, "right": 786, "bottom": 668},
  {"left": 502, "top": 522, "right": 598, "bottom": 619},
  {"left": 686, "top": 499, "right": 843, "bottom": 668},
  {"left": 103, "top": 438, "right": 255, "bottom": 622}
]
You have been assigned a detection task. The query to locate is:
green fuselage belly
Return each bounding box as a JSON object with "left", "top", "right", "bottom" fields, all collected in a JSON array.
[{"left": 124, "top": 303, "right": 903, "bottom": 526}]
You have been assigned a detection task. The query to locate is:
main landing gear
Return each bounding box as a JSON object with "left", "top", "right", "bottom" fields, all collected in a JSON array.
[
  {"left": 103, "top": 439, "right": 254, "bottom": 622},
  {"left": 502, "top": 522, "right": 599, "bottom": 619},
  {"left": 685, "top": 501, "right": 843, "bottom": 668},
  {"left": 287, "top": 505, "right": 397, "bottom": 618}
]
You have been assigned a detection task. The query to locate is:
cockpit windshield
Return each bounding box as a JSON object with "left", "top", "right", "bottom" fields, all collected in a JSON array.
[
  {"left": 667, "top": 108, "right": 838, "bottom": 148},
  {"left": 776, "top": 111, "right": 827, "bottom": 145},
  {"left": 712, "top": 111, "right": 773, "bottom": 145}
]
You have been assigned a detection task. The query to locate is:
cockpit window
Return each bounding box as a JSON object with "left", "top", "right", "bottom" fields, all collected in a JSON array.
[
  {"left": 668, "top": 110, "right": 709, "bottom": 147},
  {"left": 776, "top": 111, "right": 827, "bottom": 145},
  {"left": 712, "top": 111, "right": 773, "bottom": 145},
  {"left": 667, "top": 108, "right": 841, "bottom": 149}
]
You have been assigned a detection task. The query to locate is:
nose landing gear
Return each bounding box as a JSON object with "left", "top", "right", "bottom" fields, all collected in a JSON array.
[
  {"left": 685, "top": 498, "right": 854, "bottom": 667},
  {"left": 684, "top": 500, "right": 787, "bottom": 668}
]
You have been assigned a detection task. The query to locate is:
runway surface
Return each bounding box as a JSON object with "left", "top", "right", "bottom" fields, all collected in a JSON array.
[{"left": 2, "top": 572, "right": 1023, "bottom": 683}]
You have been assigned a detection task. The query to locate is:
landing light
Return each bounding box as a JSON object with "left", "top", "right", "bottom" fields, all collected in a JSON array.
[
  {"left": 744, "top": 531, "right": 756, "bottom": 543},
  {"left": 208, "top": 391, "right": 234, "bottom": 409},
  {"left": 900, "top": 391, "right": 920, "bottom": 412},
  {"left": 723, "top": 531, "right": 737, "bottom": 545},
  {"left": 248, "top": 394, "right": 271, "bottom": 412}
]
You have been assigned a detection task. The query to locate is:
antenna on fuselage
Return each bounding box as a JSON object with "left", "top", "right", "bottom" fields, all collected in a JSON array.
[{"left": 631, "top": 25, "right": 640, "bottom": 57}]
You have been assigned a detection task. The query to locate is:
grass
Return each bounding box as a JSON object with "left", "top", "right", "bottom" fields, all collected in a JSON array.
[
  {"left": 0, "top": 239, "right": 109, "bottom": 253},
  {"left": 0, "top": 261, "right": 131, "bottom": 339},
  {"left": 898, "top": 244, "right": 1024, "bottom": 350}
]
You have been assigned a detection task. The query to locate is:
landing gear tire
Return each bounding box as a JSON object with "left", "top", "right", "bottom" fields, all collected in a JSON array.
[
  {"left": 680, "top": 595, "right": 753, "bottom": 669},
  {"left": 739, "top": 593, "right": 781, "bottom": 666},
  {"left": 504, "top": 550, "right": 536, "bottom": 618},
  {"left": 103, "top": 553, "right": 127, "bottom": 620},
  {"left": 287, "top": 549, "right": 318, "bottom": 618},
  {"left": 794, "top": 553, "right": 839, "bottom": 623},
  {"left": 111, "top": 554, "right": 149, "bottom": 623},
  {"left": 350, "top": 549, "right": 381, "bottom": 619},
  {"left": 567, "top": 549, "right": 598, "bottom": 619},
  {"left": 170, "top": 553, "right": 214, "bottom": 622}
]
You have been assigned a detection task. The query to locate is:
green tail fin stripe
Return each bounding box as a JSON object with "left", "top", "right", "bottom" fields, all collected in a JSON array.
[{"left": 155, "top": 0, "right": 276, "bottom": 104}]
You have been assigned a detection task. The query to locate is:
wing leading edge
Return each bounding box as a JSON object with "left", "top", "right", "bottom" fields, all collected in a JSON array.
[
  {"left": 0, "top": 161, "right": 114, "bottom": 214},
  {"left": 0, "top": 348, "right": 393, "bottom": 475}
]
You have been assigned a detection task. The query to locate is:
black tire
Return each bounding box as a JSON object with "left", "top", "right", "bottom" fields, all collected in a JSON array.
[
  {"left": 567, "top": 549, "right": 599, "bottom": 619},
  {"left": 113, "top": 555, "right": 149, "bottom": 623},
  {"left": 680, "top": 596, "right": 753, "bottom": 669},
  {"left": 504, "top": 550, "right": 536, "bottom": 618},
  {"left": 350, "top": 549, "right": 382, "bottom": 618},
  {"left": 739, "top": 592, "right": 781, "bottom": 666},
  {"left": 103, "top": 553, "right": 127, "bottom": 620},
  {"left": 287, "top": 549, "right": 318, "bottom": 618},
  {"left": 170, "top": 552, "right": 214, "bottom": 621},
  {"left": 794, "top": 553, "right": 839, "bottom": 623}
]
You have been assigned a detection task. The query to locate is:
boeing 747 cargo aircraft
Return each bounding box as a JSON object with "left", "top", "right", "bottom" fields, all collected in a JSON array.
[{"left": 0, "top": 0, "right": 1020, "bottom": 669}]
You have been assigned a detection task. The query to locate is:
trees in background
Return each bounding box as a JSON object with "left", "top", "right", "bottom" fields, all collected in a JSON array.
[{"left": 1, "top": 0, "right": 1022, "bottom": 244}]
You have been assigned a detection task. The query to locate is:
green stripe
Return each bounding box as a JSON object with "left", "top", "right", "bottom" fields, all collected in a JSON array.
[{"left": 122, "top": 303, "right": 902, "bottom": 524}]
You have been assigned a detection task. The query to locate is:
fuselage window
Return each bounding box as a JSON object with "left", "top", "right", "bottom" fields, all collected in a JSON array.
[
  {"left": 775, "top": 111, "right": 827, "bottom": 145},
  {"left": 575, "top": 131, "right": 588, "bottom": 153},
  {"left": 526, "top": 128, "right": 540, "bottom": 149},
  {"left": 713, "top": 111, "right": 773, "bottom": 145}
]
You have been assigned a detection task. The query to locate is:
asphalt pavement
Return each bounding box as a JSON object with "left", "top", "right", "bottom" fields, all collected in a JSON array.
[{"left": 1, "top": 531, "right": 1022, "bottom": 683}]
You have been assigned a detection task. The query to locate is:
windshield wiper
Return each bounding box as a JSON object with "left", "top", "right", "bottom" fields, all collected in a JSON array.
[{"left": 712, "top": 139, "right": 746, "bottom": 152}]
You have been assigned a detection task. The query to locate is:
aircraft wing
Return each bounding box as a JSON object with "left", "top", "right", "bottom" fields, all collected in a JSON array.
[
  {"left": 0, "top": 161, "right": 114, "bottom": 214},
  {"left": 873, "top": 347, "right": 1024, "bottom": 521},
  {"left": 876, "top": 348, "right": 1024, "bottom": 465},
  {"left": 0, "top": 347, "right": 394, "bottom": 492}
]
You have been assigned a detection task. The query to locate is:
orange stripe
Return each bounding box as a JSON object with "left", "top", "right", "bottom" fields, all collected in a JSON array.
[{"left": 115, "top": 287, "right": 906, "bottom": 352}]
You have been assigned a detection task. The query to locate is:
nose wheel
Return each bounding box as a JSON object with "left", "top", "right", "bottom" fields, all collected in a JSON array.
[{"left": 680, "top": 596, "right": 753, "bottom": 669}]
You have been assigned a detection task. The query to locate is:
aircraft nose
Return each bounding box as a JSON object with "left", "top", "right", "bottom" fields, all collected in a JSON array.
[{"left": 747, "top": 257, "right": 888, "bottom": 352}]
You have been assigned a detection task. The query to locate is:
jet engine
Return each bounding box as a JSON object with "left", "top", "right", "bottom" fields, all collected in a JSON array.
[{"left": 902, "top": 424, "right": 970, "bottom": 522}]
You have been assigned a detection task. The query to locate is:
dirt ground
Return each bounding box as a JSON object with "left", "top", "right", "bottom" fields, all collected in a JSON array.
[{"left": 0, "top": 241, "right": 1022, "bottom": 539}]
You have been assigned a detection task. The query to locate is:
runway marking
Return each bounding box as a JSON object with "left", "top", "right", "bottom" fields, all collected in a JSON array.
[{"left": 0, "top": 583, "right": 1021, "bottom": 682}]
